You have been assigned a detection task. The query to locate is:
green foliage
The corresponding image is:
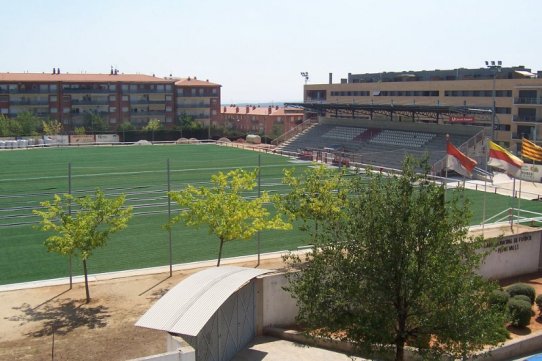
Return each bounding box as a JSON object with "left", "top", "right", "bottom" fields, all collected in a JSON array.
[
  {"left": 85, "top": 111, "right": 108, "bottom": 132},
  {"left": 284, "top": 157, "right": 507, "bottom": 361},
  {"left": 278, "top": 164, "right": 348, "bottom": 244},
  {"left": 74, "top": 126, "right": 86, "bottom": 135},
  {"left": 536, "top": 294, "right": 542, "bottom": 315},
  {"left": 117, "top": 122, "right": 135, "bottom": 131},
  {"left": 33, "top": 189, "right": 132, "bottom": 302},
  {"left": 507, "top": 298, "right": 533, "bottom": 327},
  {"left": 489, "top": 289, "right": 510, "bottom": 311},
  {"left": 506, "top": 283, "right": 536, "bottom": 304},
  {"left": 143, "top": 118, "right": 162, "bottom": 131},
  {"left": 0, "top": 112, "right": 42, "bottom": 136},
  {"left": 42, "top": 119, "right": 63, "bottom": 135},
  {"left": 512, "top": 294, "right": 532, "bottom": 304},
  {"left": 169, "top": 168, "right": 291, "bottom": 266}
]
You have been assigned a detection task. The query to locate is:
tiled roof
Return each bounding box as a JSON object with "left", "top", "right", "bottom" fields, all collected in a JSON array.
[
  {"left": 222, "top": 105, "right": 303, "bottom": 116},
  {"left": 174, "top": 78, "right": 221, "bottom": 87},
  {"left": 0, "top": 72, "right": 174, "bottom": 83}
]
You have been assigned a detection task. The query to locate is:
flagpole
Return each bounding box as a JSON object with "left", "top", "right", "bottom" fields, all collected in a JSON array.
[
  {"left": 517, "top": 178, "right": 522, "bottom": 223},
  {"left": 510, "top": 177, "right": 516, "bottom": 231},
  {"left": 482, "top": 178, "right": 487, "bottom": 235}
]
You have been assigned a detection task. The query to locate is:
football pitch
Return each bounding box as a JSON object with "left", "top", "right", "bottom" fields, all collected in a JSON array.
[{"left": 1, "top": 144, "right": 542, "bottom": 285}]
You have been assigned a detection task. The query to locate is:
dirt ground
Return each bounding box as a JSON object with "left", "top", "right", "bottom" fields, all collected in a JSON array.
[
  {"left": 1, "top": 261, "right": 542, "bottom": 361},
  {"left": 0, "top": 257, "right": 288, "bottom": 361}
]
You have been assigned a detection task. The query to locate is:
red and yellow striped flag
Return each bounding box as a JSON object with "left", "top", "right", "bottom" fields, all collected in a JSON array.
[{"left": 522, "top": 138, "right": 542, "bottom": 162}]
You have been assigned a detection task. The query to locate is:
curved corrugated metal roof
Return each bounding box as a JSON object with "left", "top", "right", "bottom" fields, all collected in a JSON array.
[{"left": 135, "top": 266, "right": 271, "bottom": 336}]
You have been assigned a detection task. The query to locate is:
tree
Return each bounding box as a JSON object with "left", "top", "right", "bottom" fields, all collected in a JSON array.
[
  {"left": 85, "top": 111, "right": 108, "bottom": 133},
  {"left": 42, "top": 119, "right": 63, "bottom": 135},
  {"left": 284, "top": 157, "right": 507, "bottom": 361},
  {"left": 169, "top": 169, "right": 291, "bottom": 266},
  {"left": 74, "top": 126, "right": 86, "bottom": 135},
  {"left": 33, "top": 190, "right": 132, "bottom": 303},
  {"left": 143, "top": 118, "right": 162, "bottom": 142},
  {"left": 15, "top": 111, "right": 42, "bottom": 136},
  {"left": 278, "top": 164, "right": 348, "bottom": 245}
]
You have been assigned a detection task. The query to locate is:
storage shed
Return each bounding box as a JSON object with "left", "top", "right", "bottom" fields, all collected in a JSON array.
[{"left": 136, "top": 266, "right": 272, "bottom": 361}]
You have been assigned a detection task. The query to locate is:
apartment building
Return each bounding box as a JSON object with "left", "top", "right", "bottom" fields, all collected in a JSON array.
[
  {"left": 219, "top": 105, "right": 304, "bottom": 137},
  {"left": 304, "top": 66, "right": 542, "bottom": 152},
  {"left": 174, "top": 77, "right": 221, "bottom": 128},
  {"left": 0, "top": 70, "right": 221, "bottom": 131}
]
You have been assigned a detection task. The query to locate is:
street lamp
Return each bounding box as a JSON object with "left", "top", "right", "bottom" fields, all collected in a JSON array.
[
  {"left": 300, "top": 72, "right": 309, "bottom": 84},
  {"left": 485, "top": 60, "right": 502, "bottom": 139}
]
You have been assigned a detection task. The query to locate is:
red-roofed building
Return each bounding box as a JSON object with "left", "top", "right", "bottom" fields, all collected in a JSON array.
[
  {"left": 219, "top": 105, "right": 304, "bottom": 137},
  {"left": 0, "top": 70, "right": 221, "bottom": 132}
]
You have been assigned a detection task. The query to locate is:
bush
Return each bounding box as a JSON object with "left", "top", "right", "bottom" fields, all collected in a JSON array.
[
  {"left": 506, "top": 283, "right": 536, "bottom": 304},
  {"left": 512, "top": 295, "right": 532, "bottom": 305},
  {"left": 536, "top": 294, "right": 542, "bottom": 315},
  {"left": 489, "top": 289, "right": 510, "bottom": 310},
  {"left": 507, "top": 298, "right": 533, "bottom": 327}
]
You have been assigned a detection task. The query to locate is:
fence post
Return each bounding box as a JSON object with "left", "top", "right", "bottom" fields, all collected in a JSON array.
[
  {"left": 257, "top": 153, "right": 261, "bottom": 267},
  {"left": 167, "top": 159, "right": 172, "bottom": 277},
  {"left": 68, "top": 162, "right": 72, "bottom": 289}
]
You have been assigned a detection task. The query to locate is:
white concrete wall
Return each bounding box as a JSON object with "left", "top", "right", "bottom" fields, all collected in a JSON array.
[
  {"left": 260, "top": 273, "right": 299, "bottom": 328},
  {"left": 96, "top": 134, "right": 120, "bottom": 143},
  {"left": 478, "top": 230, "right": 541, "bottom": 279}
]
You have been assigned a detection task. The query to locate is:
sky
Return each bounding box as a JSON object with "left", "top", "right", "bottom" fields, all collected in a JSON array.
[{"left": 2, "top": 0, "right": 542, "bottom": 104}]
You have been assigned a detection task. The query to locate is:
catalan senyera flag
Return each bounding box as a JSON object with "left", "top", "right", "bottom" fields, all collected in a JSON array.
[
  {"left": 447, "top": 142, "right": 477, "bottom": 177},
  {"left": 487, "top": 140, "right": 524, "bottom": 176},
  {"left": 521, "top": 138, "right": 542, "bottom": 162}
]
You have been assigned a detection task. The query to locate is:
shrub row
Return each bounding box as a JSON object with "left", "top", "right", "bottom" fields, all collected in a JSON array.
[{"left": 489, "top": 283, "right": 539, "bottom": 328}]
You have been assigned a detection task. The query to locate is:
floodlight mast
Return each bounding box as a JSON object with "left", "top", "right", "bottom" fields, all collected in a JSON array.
[
  {"left": 485, "top": 60, "right": 502, "bottom": 140},
  {"left": 300, "top": 72, "right": 309, "bottom": 84}
]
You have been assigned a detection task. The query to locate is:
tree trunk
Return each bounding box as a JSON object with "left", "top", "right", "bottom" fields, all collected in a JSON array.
[
  {"left": 395, "top": 340, "right": 405, "bottom": 361},
  {"left": 217, "top": 238, "right": 224, "bottom": 267},
  {"left": 83, "top": 259, "right": 90, "bottom": 303}
]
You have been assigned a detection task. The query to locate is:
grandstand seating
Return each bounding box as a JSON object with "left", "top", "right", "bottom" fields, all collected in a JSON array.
[{"left": 277, "top": 123, "right": 476, "bottom": 171}]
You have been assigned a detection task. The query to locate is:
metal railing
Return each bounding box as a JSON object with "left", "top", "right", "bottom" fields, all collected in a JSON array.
[
  {"left": 514, "top": 97, "right": 542, "bottom": 105},
  {"left": 513, "top": 115, "right": 542, "bottom": 123},
  {"left": 270, "top": 118, "right": 318, "bottom": 146}
]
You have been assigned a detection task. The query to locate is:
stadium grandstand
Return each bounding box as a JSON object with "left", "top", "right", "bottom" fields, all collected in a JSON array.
[{"left": 276, "top": 103, "right": 487, "bottom": 176}]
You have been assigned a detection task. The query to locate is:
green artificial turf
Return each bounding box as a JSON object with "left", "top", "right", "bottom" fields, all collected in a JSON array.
[{"left": 1, "top": 144, "right": 542, "bottom": 285}]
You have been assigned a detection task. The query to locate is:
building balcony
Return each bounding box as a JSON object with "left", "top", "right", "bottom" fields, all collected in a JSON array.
[
  {"left": 127, "top": 89, "right": 169, "bottom": 94},
  {"left": 8, "top": 99, "right": 50, "bottom": 105},
  {"left": 129, "top": 99, "right": 166, "bottom": 104},
  {"left": 176, "top": 103, "right": 209, "bottom": 109},
  {"left": 70, "top": 99, "right": 109, "bottom": 105},
  {"left": 8, "top": 88, "right": 53, "bottom": 94},
  {"left": 513, "top": 115, "right": 542, "bottom": 123},
  {"left": 514, "top": 97, "right": 542, "bottom": 105},
  {"left": 62, "top": 88, "right": 112, "bottom": 94},
  {"left": 130, "top": 111, "right": 166, "bottom": 116}
]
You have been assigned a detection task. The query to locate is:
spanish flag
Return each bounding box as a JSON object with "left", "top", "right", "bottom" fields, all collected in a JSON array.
[
  {"left": 522, "top": 138, "right": 542, "bottom": 162},
  {"left": 487, "top": 140, "right": 524, "bottom": 176}
]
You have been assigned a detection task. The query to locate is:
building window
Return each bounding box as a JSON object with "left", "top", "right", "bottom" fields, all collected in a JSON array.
[
  {"left": 166, "top": 95, "right": 172, "bottom": 101},
  {"left": 110, "top": 117, "right": 116, "bottom": 124},
  {"left": 122, "top": 107, "right": 129, "bottom": 112},
  {"left": 122, "top": 85, "right": 128, "bottom": 92},
  {"left": 212, "top": 88, "right": 217, "bottom": 95},
  {"left": 191, "top": 88, "right": 196, "bottom": 96},
  {"left": 166, "top": 116, "right": 172, "bottom": 123},
  {"left": 110, "top": 107, "right": 116, "bottom": 113},
  {"left": 51, "top": 107, "right": 57, "bottom": 113},
  {"left": 199, "top": 88, "right": 204, "bottom": 95},
  {"left": 166, "top": 106, "right": 172, "bottom": 112},
  {"left": 165, "top": 85, "right": 172, "bottom": 91},
  {"left": 63, "top": 108, "right": 70, "bottom": 114},
  {"left": 50, "top": 95, "right": 57, "bottom": 102}
]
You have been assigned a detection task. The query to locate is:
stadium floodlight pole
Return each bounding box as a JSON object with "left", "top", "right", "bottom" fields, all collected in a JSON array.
[
  {"left": 300, "top": 72, "right": 309, "bottom": 84},
  {"left": 485, "top": 60, "right": 502, "bottom": 140}
]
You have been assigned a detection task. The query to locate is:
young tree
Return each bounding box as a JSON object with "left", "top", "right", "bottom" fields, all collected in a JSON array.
[
  {"left": 285, "top": 157, "right": 507, "bottom": 361},
  {"left": 169, "top": 169, "right": 291, "bottom": 266},
  {"left": 33, "top": 190, "right": 132, "bottom": 303},
  {"left": 42, "top": 119, "right": 63, "bottom": 135},
  {"left": 74, "top": 126, "right": 86, "bottom": 135},
  {"left": 279, "top": 164, "right": 348, "bottom": 245},
  {"left": 143, "top": 118, "right": 162, "bottom": 142}
]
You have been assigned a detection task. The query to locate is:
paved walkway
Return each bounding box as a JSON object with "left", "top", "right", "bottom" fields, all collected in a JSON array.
[{"left": 232, "top": 337, "right": 366, "bottom": 361}]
